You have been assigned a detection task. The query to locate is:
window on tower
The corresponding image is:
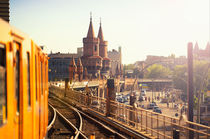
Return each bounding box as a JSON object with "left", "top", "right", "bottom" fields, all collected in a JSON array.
[{"left": 95, "top": 45, "right": 97, "bottom": 51}]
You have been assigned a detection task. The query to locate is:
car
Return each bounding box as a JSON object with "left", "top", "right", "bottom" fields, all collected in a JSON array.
[
  {"left": 117, "top": 97, "right": 124, "bottom": 103},
  {"left": 139, "top": 96, "right": 145, "bottom": 101},
  {"left": 200, "top": 120, "right": 208, "bottom": 126},
  {"left": 147, "top": 103, "right": 155, "bottom": 109},
  {"left": 151, "top": 102, "right": 157, "bottom": 106},
  {"left": 141, "top": 90, "right": 146, "bottom": 96},
  {"left": 91, "top": 100, "right": 99, "bottom": 105},
  {"left": 153, "top": 106, "right": 159, "bottom": 110},
  {"left": 123, "top": 96, "right": 128, "bottom": 102},
  {"left": 118, "top": 114, "right": 126, "bottom": 123},
  {"left": 153, "top": 108, "right": 162, "bottom": 114}
]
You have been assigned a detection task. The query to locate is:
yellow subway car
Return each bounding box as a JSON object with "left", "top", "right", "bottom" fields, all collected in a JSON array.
[{"left": 0, "top": 19, "right": 48, "bottom": 139}]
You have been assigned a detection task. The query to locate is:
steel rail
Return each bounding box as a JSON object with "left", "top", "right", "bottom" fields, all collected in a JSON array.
[
  {"left": 53, "top": 96, "right": 136, "bottom": 139},
  {"left": 47, "top": 104, "right": 57, "bottom": 131},
  {"left": 79, "top": 108, "right": 127, "bottom": 139},
  {"left": 50, "top": 97, "right": 88, "bottom": 139}
]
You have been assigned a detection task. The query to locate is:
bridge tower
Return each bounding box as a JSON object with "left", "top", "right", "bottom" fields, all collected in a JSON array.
[
  {"left": 82, "top": 14, "right": 102, "bottom": 78},
  {"left": 69, "top": 57, "right": 77, "bottom": 82},
  {"left": 77, "top": 58, "right": 83, "bottom": 81},
  {"left": 98, "top": 19, "right": 111, "bottom": 76}
]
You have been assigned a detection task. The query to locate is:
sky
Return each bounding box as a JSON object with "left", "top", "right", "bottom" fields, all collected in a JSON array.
[{"left": 10, "top": 0, "right": 210, "bottom": 64}]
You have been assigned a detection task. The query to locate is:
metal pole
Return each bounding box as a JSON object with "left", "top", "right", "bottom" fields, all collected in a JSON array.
[
  {"left": 197, "top": 91, "right": 200, "bottom": 124},
  {"left": 173, "top": 129, "right": 180, "bottom": 139},
  {"left": 152, "top": 79, "right": 154, "bottom": 102},
  {"left": 187, "top": 42, "right": 194, "bottom": 139},
  {"left": 106, "top": 79, "right": 115, "bottom": 117},
  {"left": 64, "top": 78, "right": 69, "bottom": 97}
]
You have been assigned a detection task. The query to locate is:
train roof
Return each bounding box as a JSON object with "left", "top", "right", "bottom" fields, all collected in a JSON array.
[{"left": 0, "top": 18, "right": 47, "bottom": 56}]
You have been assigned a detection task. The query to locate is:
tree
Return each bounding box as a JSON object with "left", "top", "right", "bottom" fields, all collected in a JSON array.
[
  {"left": 123, "top": 64, "right": 134, "bottom": 71},
  {"left": 172, "top": 65, "right": 187, "bottom": 96},
  {"left": 194, "top": 61, "right": 210, "bottom": 92},
  {"left": 172, "top": 61, "right": 210, "bottom": 102},
  {"left": 145, "top": 64, "right": 172, "bottom": 79}
]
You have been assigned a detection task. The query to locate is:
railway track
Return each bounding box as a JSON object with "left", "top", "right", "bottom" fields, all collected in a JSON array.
[
  {"left": 48, "top": 96, "right": 128, "bottom": 139},
  {"left": 47, "top": 98, "right": 87, "bottom": 138}
]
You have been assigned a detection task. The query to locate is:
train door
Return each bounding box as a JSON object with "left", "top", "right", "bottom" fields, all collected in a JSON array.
[
  {"left": 39, "top": 55, "right": 44, "bottom": 138},
  {"left": 0, "top": 43, "right": 9, "bottom": 138},
  {"left": 35, "top": 54, "right": 40, "bottom": 139},
  {"left": 13, "top": 42, "right": 21, "bottom": 139}
]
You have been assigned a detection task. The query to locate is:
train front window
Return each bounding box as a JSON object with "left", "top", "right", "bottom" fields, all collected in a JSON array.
[
  {"left": 15, "top": 50, "right": 20, "bottom": 113},
  {"left": 0, "top": 44, "right": 7, "bottom": 125},
  {"left": 27, "top": 53, "right": 31, "bottom": 107}
]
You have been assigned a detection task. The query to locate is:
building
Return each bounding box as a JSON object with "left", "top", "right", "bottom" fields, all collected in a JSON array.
[
  {"left": 134, "top": 61, "right": 145, "bottom": 71},
  {"left": 77, "top": 47, "right": 83, "bottom": 56},
  {"left": 48, "top": 15, "right": 111, "bottom": 80},
  {"left": 144, "top": 55, "right": 186, "bottom": 69},
  {"left": 0, "top": 0, "right": 9, "bottom": 22},
  {"left": 108, "top": 47, "right": 122, "bottom": 76},
  {"left": 193, "top": 42, "right": 210, "bottom": 61},
  {"left": 81, "top": 16, "right": 111, "bottom": 78},
  {"left": 48, "top": 51, "right": 81, "bottom": 81}
]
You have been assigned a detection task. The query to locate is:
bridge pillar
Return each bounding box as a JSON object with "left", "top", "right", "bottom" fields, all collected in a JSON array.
[
  {"left": 64, "top": 78, "right": 69, "bottom": 97},
  {"left": 106, "top": 79, "right": 115, "bottom": 117},
  {"left": 129, "top": 92, "right": 137, "bottom": 126},
  {"left": 173, "top": 129, "right": 180, "bottom": 139}
]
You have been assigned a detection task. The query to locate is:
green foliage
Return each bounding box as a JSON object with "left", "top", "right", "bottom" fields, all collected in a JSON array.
[
  {"left": 123, "top": 64, "right": 134, "bottom": 71},
  {"left": 172, "top": 65, "right": 187, "bottom": 94},
  {"left": 194, "top": 61, "right": 210, "bottom": 91},
  {"left": 172, "top": 61, "right": 210, "bottom": 102},
  {"left": 145, "top": 64, "right": 172, "bottom": 79}
]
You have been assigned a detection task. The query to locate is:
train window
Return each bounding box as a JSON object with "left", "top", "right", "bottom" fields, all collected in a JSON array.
[
  {"left": 15, "top": 50, "right": 20, "bottom": 113},
  {"left": 35, "top": 56, "right": 37, "bottom": 101},
  {"left": 27, "top": 53, "right": 31, "bottom": 107},
  {"left": 41, "top": 62, "right": 43, "bottom": 95},
  {"left": 95, "top": 45, "right": 97, "bottom": 51},
  {"left": 45, "top": 62, "right": 47, "bottom": 91},
  {"left": 0, "top": 44, "right": 7, "bottom": 125}
]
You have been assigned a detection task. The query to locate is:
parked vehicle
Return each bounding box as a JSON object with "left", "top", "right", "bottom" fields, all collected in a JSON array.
[
  {"left": 153, "top": 106, "right": 159, "bottom": 110},
  {"left": 139, "top": 96, "right": 145, "bottom": 101},
  {"left": 118, "top": 114, "right": 126, "bottom": 123},
  {"left": 151, "top": 102, "right": 157, "bottom": 106},
  {"left": 153, "top": 108, "right": 162, "bottom": 114},
  {"left": 147, "top": 103, "right": 155, "bottom": 109},
  {"left": 141, "top": 90, "right": 146, "bottom": 96}
]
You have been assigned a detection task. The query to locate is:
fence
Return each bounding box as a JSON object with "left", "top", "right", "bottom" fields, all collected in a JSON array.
[{"left": 49, "top": 86, "right": 210, "bottom": 139}]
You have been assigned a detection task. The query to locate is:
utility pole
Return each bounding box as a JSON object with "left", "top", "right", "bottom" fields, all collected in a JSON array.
[
  {"left": 197, "top": 90, "right": 201, "bottom": 124},
  {"left": 152, "top": 79, "right": 154, "bottom": 102},
  {"left": 187, "top": 42, "right": 194, "bottom": 139}
]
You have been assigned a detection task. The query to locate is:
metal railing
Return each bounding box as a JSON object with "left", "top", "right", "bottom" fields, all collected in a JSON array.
[{"left": 49, "top": 86, "right": 210, "bottom": 139}]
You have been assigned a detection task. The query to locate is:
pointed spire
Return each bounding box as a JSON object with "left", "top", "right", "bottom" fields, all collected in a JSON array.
[
  {"left": 87, "top": 12, "right": 95, "bottom": 38},
  {"left": 84, "top": 67, "right": 88, "bottom": 80},
  {"left": 115, "top": 64, "right": 119, "bottom": 75},
  {"left": 77, "top": 58, "right": 83, "bottom": 81},
  {"left": 120, "top": 64, "right": 123, "bottom": 75},
  {"left": 206, "top": 42, "right": 210, "bottom": 50},
  {"left": 69, "top": 57, "right": 77, "bottom": 69},
  {"left": 98, "top": 17, "right": 104, "bottom": 41},
  {"left": 69, "top": 57, "right": 77, "bottom": 80},
  {"left": 76, "top": 58, "right": 83, "bottom": 67},
  {"left": 194, "top": 42, "right": 199, "bottom": 51}
]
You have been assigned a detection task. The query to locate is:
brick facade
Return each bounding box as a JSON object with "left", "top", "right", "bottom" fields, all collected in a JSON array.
[{"left": 81, "top": 16, "right": 110, "bottom": 78}]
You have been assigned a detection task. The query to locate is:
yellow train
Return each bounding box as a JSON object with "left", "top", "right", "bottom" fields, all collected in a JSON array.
[{"left": 0, "top": 19, "right": 48, "bottom": 138}]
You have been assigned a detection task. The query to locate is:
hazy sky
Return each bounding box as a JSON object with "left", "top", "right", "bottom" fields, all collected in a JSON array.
[{"left": 10, "top": 0, "right": 210, "bottom": 64}]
